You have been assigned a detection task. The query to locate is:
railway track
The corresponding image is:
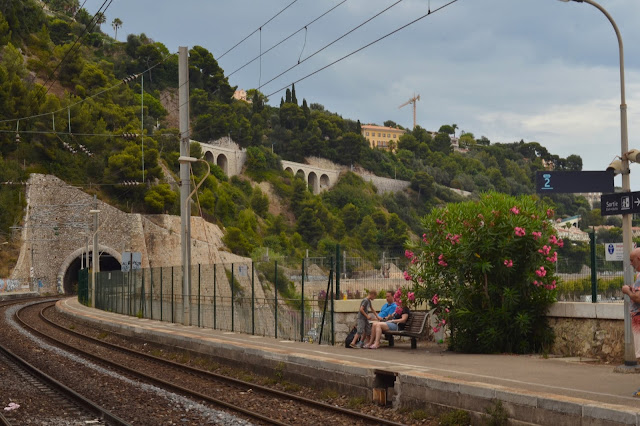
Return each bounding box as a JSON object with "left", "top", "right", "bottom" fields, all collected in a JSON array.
[
  {"left": 20, "top": 300, "right": 406, "bottom": 426},
  {"left": 0, "top": 297, "right": 129, "bottom": 426}
]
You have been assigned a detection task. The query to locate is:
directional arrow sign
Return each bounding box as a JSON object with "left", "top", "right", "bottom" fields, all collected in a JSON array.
[{"left": 601, "top": 191, "right": 640, "bottom": 216}]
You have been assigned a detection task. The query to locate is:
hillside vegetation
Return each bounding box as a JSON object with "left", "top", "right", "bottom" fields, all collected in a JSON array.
[{"left": 0, "top": 0, "right": 589, "bottom": 262}]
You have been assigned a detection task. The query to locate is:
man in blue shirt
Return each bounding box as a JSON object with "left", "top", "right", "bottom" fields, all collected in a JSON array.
[{"left": 378, "top": 291, "right": 397, "bottom": 321}]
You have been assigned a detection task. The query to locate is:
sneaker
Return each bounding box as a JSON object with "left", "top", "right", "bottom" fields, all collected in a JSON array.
[
  {"left": 349, "top": 342, "right": 358, "bottom": 348},
  {"left": 356, "top": 341, "right": 364, "bottom": 348}
]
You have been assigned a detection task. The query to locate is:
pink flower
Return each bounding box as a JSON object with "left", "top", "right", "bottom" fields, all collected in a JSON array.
[
  {"left": 422, "top": 233, "right": 429, "bottom": 244},
  {"left": 395, "top": 306, "right": 403, "bottom": 315},
  {"left": 395, "top": 289, "right": 402, "bottom": 299},
  {"left": 451, "top": 234, "right": 461, "bottom": 245},
  {"left": 557, "top": 239, "right": 564, "bottom": 248},
  {"left": 503, "top": 259, "right": 513, "bottom": 268},
  {"left": 445, "top": 308, "right": 450, "bottom": 313},
  {"left": 535, "top": 266, "right": 547, "bottom": 277},
  {"left": 436, "top": 219, "right": 445, "bottom": 225},
  {"left": 546, "top": 252, "right": 558, "bottom": 263},
  {"left": 547, "top": 209, "right": 554, "bottom": 218},
  {"left": 431, "top": 294, "right": 439, "bottom": 305},
  {"left": 441, "top": 319, "right": 446, "bottom": 325},
  {"left": 437, "top": 254, "right": 448, "bottom": 267},
  {"left": 538, "top": 245, "right": 551, "bottom": 255},
  {"left": 405, "top": 250, "right": 414, "bottom": 259},
  {"left": 514, "top": 227, "right": 526, "bottom": 237},
  {"left": 477, "top": 213, "right": 484, "bottom": 219},
  {"left": 408, "top": 292, "right": 415, "bottom": 301},
  {"left": 510, "top": 206, "right": 520, "bottom": 215},
  {"left": 418, "top": 276, "right": 424, "bottom": 283},
  {"left": 411, "top": 257, "right": 419, "bottom": 264},
  {"left": 433, "top": 327, "right": 440, "bottom": 333},
  {"left": 532, "top": 231, "right": 542, "bottom": 240},
  {"left": 403, "top": 271, "right": 412, "bottom": 281}
]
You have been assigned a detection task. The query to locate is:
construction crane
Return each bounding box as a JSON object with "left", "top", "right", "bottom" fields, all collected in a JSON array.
[{"left": 398, "top": 94, "right": 421, "bottom": 130}]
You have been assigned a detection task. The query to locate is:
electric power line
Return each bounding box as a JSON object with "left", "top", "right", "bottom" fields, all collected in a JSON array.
[
  {"left": 35, "top": 0, "right": 115, "bottom": 103},
  {"left": 217, "top": 0, "right": 300, "bottom": 61},
  {"left": 226, "top": 0, "right": 348, "bottom": 79},
  {"left": 266, "top": 0, "right": 460, "bottom": 98},
  {"left": 259, "top": 0, "right": 404, "bottom": 91}
]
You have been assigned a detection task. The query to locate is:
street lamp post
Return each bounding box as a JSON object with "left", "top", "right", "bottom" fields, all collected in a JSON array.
[
  {"left": 560, "top": 0, "right": 635, "bottom": 366},
  {"left": 90, "top": 208, "right": 100, "bottom": 308}
]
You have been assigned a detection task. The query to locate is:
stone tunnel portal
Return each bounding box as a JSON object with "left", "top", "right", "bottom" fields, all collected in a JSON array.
[{"left": 62, "top": 253, "right": 121, "bottom": 295}]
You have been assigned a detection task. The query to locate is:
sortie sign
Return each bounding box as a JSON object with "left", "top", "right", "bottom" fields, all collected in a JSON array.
[{"left": 600, "top": 191, "right": 640, "bottom": 216}]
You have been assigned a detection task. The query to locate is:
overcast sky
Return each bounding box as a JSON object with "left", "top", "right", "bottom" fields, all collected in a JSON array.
[{"left": 85, "top": 0, "right": 640, "bottom": 189}]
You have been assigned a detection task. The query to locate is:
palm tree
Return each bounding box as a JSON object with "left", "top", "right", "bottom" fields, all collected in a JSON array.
[
  {"left": 112, "top": 18, "right": 122, "bottom": 40},
  {"left": 452, "top": 123, "right": 458, "bottom": 138},
  {"left": 95, "top": 12, "right": 106, "bottom": 29}
]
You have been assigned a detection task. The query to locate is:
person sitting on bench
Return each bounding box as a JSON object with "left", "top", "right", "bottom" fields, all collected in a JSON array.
[{"left": 364, "top": 299, "right": 410, "bottom": 349}]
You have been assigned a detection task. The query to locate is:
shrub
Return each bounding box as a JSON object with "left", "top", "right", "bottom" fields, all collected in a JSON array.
[{"left": 406, "top": 192, "right": 558, "bottom": 353}]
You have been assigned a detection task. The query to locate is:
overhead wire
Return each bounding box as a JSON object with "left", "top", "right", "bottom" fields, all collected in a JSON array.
[
  {"left": 266, "top": 0, "right": 460, "bottom": 98},
  {"left": 35, "top": 0, "right": 115, "bottom": 102},
  {"left": 226, "top": 0, "right": 347, "bottom": 78},
  {"left": 259, "top": 0, "right": 405, "bottom": 91},
  {"left": 217, "top": 0, "right": 299, "bottom": 61}
]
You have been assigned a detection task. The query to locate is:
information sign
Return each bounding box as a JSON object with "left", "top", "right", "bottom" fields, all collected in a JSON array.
[
  {"left": 536, "top": 170, "right": 613, "bottom": 193},
  {"left": 600, "top": 191, "right": 640, "bottom": 216}
]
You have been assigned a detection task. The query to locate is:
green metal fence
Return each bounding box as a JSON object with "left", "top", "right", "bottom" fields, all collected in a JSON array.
[{"left": 81, "top": 259, "right": 339, "bottom": 345}]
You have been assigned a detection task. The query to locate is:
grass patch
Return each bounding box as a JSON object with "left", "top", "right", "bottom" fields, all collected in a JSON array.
[
  {"left": 347, "top": 397, "right": 367, "bottom": 409},
  {"left": 485, "top": 400, "right": 508, "bottom": 426},
  {"left": 68, "top": 324, "right": 75, "bottom": 330},
  {"left": 283, "top": 381, "right": 301, "bottom": 392},
  {"left": 320, "top": 389, "right": 339, "bottom": 400},
  {"left": 97, "top": 331, "right": 109, "bottom": 340},
  {"left": 438, "top": 409, "right": 470, "bottom": 425}
]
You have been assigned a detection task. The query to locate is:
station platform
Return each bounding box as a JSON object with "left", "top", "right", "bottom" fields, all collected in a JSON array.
[{"left": 56, "top": 297, "right": 640, "bottom": 425}]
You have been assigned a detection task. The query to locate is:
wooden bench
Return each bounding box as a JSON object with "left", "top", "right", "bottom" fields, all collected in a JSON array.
[{"left": 383, "top": 311, "right": 429, "bottom": 349}]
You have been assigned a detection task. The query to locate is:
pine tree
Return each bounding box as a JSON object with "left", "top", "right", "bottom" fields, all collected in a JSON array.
[{"left": 291, "top": 83, "right": 297, "bottom": 105}]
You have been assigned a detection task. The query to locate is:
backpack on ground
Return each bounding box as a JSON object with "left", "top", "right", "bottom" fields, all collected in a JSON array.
[{"left": 345, "top": 326, "right": 357, "bottom": 348}]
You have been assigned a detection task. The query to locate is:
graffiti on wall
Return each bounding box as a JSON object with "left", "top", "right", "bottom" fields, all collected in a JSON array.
[{"left": 0, "top": 278, "right": 35, "bottom": 292}]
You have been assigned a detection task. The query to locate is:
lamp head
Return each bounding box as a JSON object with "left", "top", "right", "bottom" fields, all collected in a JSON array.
[
  {"left": 606, "top": 158, "right": 628, "bottom": 176},
  {"left": 624, "top": 149, "right": 640, "bottom": 163}
]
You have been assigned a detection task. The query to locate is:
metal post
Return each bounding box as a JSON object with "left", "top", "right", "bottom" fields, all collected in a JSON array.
[
  {"left": 301, "top": 258, "right": 305, "bottom": 342},
  {"left": 274, "top": 260, "right": 278, "bottom": 339},
  {"left": 231, "top": 263, "right": 235, "bottom": 332},
  {"left": 251, "top": 262, "right": 255, "bottom": 335},
  {"left": 160, "top": 267, "right": 163, "bottom": 322},
  {"left": 335, "top": 244, "right": 340, "bottom": 299},
  {"left": 213, "top": 264, "right": 217, "bottom": 330},
  {"left": 150, "top": 268, "right": 153, "bottom": 319},
  {"left": 563, "top": 0, "right": 635, "bottom": 367},
  {"left": 90, "top": 196, "right": 99, "bottom": 308},
  {"left": 590, "top": 229, "right": 597, "bottom": 303},
  {"left": 179, "top": 46, "right": 192, "bottom": 326},
  {"left": 171, "top": 266, "right": 174, "bottom": 323},
  {"left": 198, "top": 264, "right": 201, "bottom": 327},
  {"left": 330, "top": 257, "right": 335, "bottom": 346}
]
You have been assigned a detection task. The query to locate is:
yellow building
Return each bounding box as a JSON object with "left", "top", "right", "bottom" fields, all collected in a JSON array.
[{"left": 361, "top": 124, "right": 406, "bottom": 150}]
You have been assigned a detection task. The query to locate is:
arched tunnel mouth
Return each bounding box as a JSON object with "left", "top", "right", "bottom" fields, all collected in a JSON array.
[{"left": 63, "top": 254, "right": 121, "bottom": 294}]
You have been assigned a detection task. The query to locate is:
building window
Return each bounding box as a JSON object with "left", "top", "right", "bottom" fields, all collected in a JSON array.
[
  {"left": 366, "top": 132, "right": 369, "bottom": 136},
  {"left": 378, "top": 133, "right": 381, "bottom": 137},
  {"left": 393, "top": 134, "right": 396, "bottom": 138}
]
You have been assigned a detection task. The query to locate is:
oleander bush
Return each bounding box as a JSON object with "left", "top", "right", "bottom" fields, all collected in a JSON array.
[{"left": 405, "top": 192, "right": 559, "bottom": 353}]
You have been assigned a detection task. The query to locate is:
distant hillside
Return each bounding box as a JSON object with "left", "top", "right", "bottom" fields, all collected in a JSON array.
[{"left": 0, "top": 0, "right": 590, "bottom": 262}]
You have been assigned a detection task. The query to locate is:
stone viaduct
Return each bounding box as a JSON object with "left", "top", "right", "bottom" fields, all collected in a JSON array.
[{"left": 198, "top": 138, "right": 406, "bottom": 194}]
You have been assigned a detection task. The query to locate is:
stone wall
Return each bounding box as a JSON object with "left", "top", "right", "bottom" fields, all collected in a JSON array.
[
  {"left": 333, "top": 300, "right": 628, "bottom": 361},
  {"left": 12, "top": 174, "right": 261, "bottom": 300},
  {"left": 356, "top": 173, "right": 411, "bottom": 194}
]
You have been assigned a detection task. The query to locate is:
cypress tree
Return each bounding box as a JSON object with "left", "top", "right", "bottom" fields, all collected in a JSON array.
[
  {"left": 291, "top": 83, "right": 297, "bottom": 105},
  {"left": 285, "top": 88, "right": 292, "bottom": 104}
]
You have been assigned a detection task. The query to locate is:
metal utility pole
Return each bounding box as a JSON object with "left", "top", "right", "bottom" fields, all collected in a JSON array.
[
  {"left": 179, "top": 46, "right": 192, "bottom": 326},
  {"left": 398, "top": 93, "right": 421, "bottom": 130},
  {"left": 90, "top": 195, "right": 100, "bottom": 308}
]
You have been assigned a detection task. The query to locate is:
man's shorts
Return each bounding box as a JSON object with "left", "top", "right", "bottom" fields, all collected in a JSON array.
[{"left": 386, "top": 322, "right": 399, "bottom": 331}]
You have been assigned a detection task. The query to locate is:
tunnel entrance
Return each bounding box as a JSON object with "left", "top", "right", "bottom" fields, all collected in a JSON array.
[{"left": 63, "top": 253, "right": 121, "bottom": 294}]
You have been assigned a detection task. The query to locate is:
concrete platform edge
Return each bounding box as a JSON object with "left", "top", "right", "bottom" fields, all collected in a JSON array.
[{"left": 57, "top": 298, "right": 640, "bottom": 426}]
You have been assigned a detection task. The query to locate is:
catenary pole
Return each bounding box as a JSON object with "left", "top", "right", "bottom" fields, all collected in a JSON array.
[{"left": 179, "top": 47, "right": 191, "bottom": 325}]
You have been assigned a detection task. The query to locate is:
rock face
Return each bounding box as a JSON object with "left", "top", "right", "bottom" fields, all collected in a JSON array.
[
  {"left": 549, "top": 318, "right": 624, "bottom": 362},
  {"left": 13, "top": 174, "right": 251, "bottom": 295}
]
